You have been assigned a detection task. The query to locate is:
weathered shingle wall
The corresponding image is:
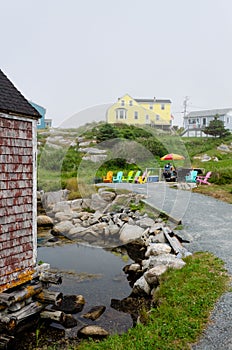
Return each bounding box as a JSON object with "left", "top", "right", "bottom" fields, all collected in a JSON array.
[{"left": 0, "top": 115, "right": 35, "bottom": 292}]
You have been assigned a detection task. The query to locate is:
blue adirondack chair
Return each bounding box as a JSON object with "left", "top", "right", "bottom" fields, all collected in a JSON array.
[
  {"left": 113, "top": 171, "right": 123, "bottom": 183},
  {"left": 185, "top": 170, "right": 198, "bottom": 183}
]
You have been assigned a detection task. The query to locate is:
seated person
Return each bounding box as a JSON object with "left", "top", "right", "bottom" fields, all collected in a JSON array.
[
  {"left": 163, "top": 163, "right": 171, "bottom": 180},
  {"left": 163, "top": 163, "right": 177, "bottom": 182}
]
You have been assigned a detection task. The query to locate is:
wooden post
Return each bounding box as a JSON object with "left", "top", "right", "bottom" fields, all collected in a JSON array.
[
  {"left": 39, "top": 272, "right": 62, "bottom": 285},
  {"left": 40, "top": 310, "right": 65, "bottom": 323},
  {"left": 35, "top": 290, "right": 63, "bottom": 306},
  {"left": 0, "top": 283, "right": 43, "bottom": 307},
  {"left": 8, "top": 301, "right": 44, "bottom": 322}
]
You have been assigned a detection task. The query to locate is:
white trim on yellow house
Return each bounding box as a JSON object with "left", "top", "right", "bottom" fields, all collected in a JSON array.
[{"left": 106, "top": 94, "right": 172, "bottom": 128}]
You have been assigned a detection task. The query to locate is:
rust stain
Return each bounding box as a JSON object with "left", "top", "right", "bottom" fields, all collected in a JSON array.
[{"left": 0, "top": 269, "right": 35, "bottom": 293}]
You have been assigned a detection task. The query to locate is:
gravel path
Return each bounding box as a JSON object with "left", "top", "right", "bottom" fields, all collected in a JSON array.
[{"left": 105, "top": 182, "right": 232, "bottom": 349}]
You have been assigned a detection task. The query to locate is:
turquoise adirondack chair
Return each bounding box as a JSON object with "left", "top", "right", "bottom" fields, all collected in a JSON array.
[
  {"left": 113, "top": 171, "right": 123, "bottom": 183},
  {"left": 185, "top": 170, "right": 198, "bottom": 183}
]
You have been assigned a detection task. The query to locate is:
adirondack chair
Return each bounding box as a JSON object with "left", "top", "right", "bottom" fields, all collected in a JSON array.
[
  {"left": 136, "top": 171, "right": 151, "bottom": 184},
  {"left": 196, "top": 171, "right": 212, "bottom": 185},
  {"left": 103, "top": 171, "right": 113, "bottom": 183},
  {"left": 113, "top": 171, "right": 123, "bottom": 183},
  {"left": 185, "top": 170, "right": 198, "bottom": 183},
  {"left": 130, "top": 170, "right": 141, "bottom": 183},
  {"left": 122, "top": 170, "right": 134, "bottom": 183}
]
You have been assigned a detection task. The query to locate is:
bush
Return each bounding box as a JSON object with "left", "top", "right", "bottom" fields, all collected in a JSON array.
[{"left": 210, "top": 169, "right": 232, "bottom": 185}]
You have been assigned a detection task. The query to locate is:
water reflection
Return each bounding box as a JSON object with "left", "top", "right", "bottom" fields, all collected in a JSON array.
[{"left": 37, "top": 243, "right": 133, "bottom": 334}]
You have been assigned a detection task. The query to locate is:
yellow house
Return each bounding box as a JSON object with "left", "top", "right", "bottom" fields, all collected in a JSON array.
[{"left": 106, "top": 94, "right": 172, "bottom": 129}]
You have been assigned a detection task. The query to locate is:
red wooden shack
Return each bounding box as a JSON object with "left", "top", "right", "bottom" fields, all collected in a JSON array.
[{"left": 0, "top": 69, "right": 41, "bottom": 293}]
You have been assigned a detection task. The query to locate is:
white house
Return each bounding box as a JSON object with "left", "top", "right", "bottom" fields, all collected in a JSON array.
[{"left": 182, "top": 108, "right": 232, "bottom": 137}]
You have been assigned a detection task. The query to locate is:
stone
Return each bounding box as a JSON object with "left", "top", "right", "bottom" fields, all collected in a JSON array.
[
  {"left": 82, "top": 305, "right": 106, "bottom": 321},
  {"left": 132, "top": 275, "right": 151, "bottom": 296},
  {"left": 90, "top": 222, "right": 108, "bottom": 235},
  {"left": 70, "top": 198, "right": 83, "bottom": 210},
  {"left": 68, "top": 226, "right": 87, "bottom": 237},
  {"left": 53, "top": 201, "right": 71, "bottom": 213},
  {"left": 78, "top": 325, "right": 109, "bottom": 338},
  {"left": 173, "top": 230, "right": 193, "bottom": 243},
  {"left": 217, "top": 144, "right": 231, "bottom": 152},
  {"left": 99, "top": 191, "right": 116, "bottom": 202},
  {"left": 145, "top": 243, "right": 172, "bottom": 257},
  {"left": 52, "top": 221, "right": 74, "bottom": 234},
  {"left": 37, "top": 215, "right": 54, "bottom": 227},
  {"left": 108, "top": 224, "right": 120, "bottom": 236},
  {"left": 90, "top": 193, "right": 108, "bottom": 211},
  {"left": 41, "top": 190, "right": 69, "bottom": 209},
  {"left": 142, "top": 254, "right": 186, "bottom": 271},
  {"left": 81, "top": 198, "right": 92, "bottom": 209},
  {"left": 61, "top": 314, "right": 78, "bottom": 328},
  {"left": 53, "top": 295, "right": 85, "bottom": 314},
  {"left": 119, "top": 224, "right": 144, "bottom": 244},
  {"left": 136, "top": 217, "right": 155, "bottom": 229},
  {"left": 123, "top": 263, "right": 141, "bottom": 273},
  {"left": 55, "top": 212, "right": 74, "bottom": 221},
  {"left": 82, "top": 154, "right": 107, "bottom": 162},
  {"left": 144, "top": 265, "right": 168, "bottom": 286}
]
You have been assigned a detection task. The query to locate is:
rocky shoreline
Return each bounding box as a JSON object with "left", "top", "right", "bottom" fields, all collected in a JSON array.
[{"left": 35, "top": 188, "right": 193, "bottom": 340}]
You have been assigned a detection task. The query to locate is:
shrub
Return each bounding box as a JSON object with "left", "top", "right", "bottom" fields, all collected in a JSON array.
[{"left": 210, "top": 169, "right": 232, "bottom": 185}]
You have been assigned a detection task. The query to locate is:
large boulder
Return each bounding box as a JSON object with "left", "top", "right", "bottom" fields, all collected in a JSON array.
[
  {"left": 41, "top": 190, "right": 69, "bottom": 209},
  {"left": 145, "top": 243, "right": 172, "bottom": 257},
  {"left": 90, "top": 193, "right": 108, "bottom": 211},
  {"left": 52, "top": 220, "right": 75, "bottom": 235},
  {"left": 37, "top": 215, "right": 54, "bottom": 227},
  {"left": 142, "top": 254, "right": 186, "bottom": 271},
  {"left": 119, "top": 224, "right": 145, "bottom": 244}
]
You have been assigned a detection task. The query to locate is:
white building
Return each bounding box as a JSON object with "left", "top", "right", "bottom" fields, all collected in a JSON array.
[{"left": 182, "top": 108, "right": 232, "bottom": 137}]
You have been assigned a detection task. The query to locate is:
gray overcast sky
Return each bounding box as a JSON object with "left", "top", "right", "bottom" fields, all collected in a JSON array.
[{"left": 1, "top": 0, "right": 232, "bottom": 127}]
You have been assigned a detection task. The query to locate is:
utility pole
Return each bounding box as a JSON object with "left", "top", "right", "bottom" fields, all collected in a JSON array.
[{"left": 182, "top": 96, "right": 189, "bottom": 127}]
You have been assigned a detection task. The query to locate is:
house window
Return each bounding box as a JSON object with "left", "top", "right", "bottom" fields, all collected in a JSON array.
[
  {"left": 227, "top": 117, "right": 230, "bottom": 123},
  {"left": 134, "top": 111, "right": 138, "bottom": 120},
  {"left": 161, "top": 104, "right": 165, "bottom": 110},
  {"left": 129, "top": 100, "right": 133, "bottom": 106},
  {"left": 203, "top": 118, "right": 206, "bottom": 126},
  {"left": 116, "top": 109, "right": 127, "bottom": 120},
  {"left": 120, "top": 110, "right": 125, "bottom": 119},
  {"left": 156, "top": 114, "right": 160, "bottom": 121},
  {"left": 146, "top": 114, "right": 149, "bottom": 121},
  {"left": 121, "top": 100, "right": 125, "bottom": 106},
  {"left": 149, "top": 104, "right": 153, "bottom": 110}
]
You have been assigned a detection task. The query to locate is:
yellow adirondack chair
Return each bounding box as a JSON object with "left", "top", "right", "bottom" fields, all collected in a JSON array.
[
  {"left": 130, "top": 170, "right": 141, "bottom": 183},
  {"left": 137, "top": 171, "right": 151, "bottom": 184}
]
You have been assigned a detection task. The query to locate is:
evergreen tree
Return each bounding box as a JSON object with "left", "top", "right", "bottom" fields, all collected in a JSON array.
[{"left": 204, "top": 115, "right": 231, "bottom": 138}]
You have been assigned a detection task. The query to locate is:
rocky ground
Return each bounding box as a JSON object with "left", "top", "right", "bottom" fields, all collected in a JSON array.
[{"left": 29, "top": 188, "right": 193, "bottom": 348}]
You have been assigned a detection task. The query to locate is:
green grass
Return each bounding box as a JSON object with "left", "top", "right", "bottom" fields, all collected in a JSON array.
[{"left": 38, "top": 252, "right": 229, "bottom": 350}]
